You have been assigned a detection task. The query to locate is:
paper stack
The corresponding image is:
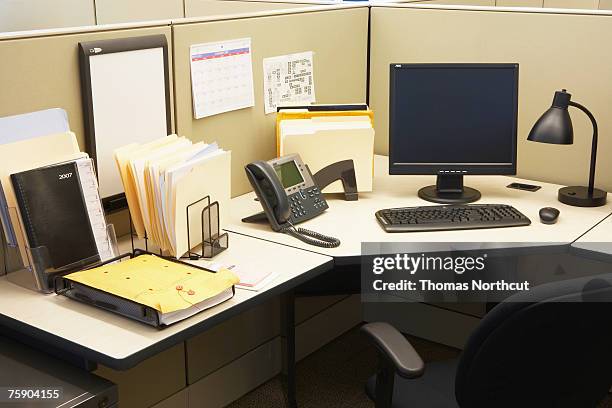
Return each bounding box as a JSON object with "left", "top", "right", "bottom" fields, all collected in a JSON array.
[
  {"left": 114, "top": 135, "right": 231, "bottom": 258},
  {"left": 276, "top": 105, "right": 375, "bottom": 193}
]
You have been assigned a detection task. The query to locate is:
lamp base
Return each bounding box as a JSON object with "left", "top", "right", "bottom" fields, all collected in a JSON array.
[{"left": 558, "top": 186, "right": 607, "bottom": 207}]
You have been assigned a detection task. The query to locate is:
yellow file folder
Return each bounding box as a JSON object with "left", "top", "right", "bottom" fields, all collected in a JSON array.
[{"left": 65, "top": 254, "right": 239, "bottom": 314}]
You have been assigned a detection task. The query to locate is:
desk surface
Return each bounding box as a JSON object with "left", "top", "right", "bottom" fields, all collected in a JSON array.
[
  {"left": 226, "top": 155, "right": 612, "bottom": 261},
  {"left": 571, "top": 212, "right": 612, "bottom": 259},
  {"left": 0, "top": 232, "right": 332, "bottom": 369}
]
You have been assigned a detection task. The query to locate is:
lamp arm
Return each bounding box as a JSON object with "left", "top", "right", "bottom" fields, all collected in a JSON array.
[{"left": 569, "top": 101, "right": 598, "bottom": 195}]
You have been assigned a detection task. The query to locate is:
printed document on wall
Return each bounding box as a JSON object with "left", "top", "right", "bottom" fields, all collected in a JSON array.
[
  {"left": 263, "top": 51, "right": 315, "bottom": 114},
  {"left": 190, "top": 38, "right": 255, "bottom": 119}
]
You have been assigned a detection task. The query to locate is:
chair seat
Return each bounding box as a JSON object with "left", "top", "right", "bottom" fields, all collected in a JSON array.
[{"left": 366, "top": 359, "right": 459, "bottom": 408}]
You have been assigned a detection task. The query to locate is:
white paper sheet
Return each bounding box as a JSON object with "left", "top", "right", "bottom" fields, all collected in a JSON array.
[
  {"left": 263, "top": 51, "right": 316, "bottom": 114},
  {"left": 190, "top": 38, "right": 255, "bottom": 119}
]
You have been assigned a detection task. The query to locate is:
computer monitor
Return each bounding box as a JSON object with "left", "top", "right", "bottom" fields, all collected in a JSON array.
[{"left": 389, "top": 63, "right": 518, "bottom": 204}]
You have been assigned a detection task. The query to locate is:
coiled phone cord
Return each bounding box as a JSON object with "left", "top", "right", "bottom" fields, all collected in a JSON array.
[{"left": 281, "top": 222, "right": 341, "bottom": 248}]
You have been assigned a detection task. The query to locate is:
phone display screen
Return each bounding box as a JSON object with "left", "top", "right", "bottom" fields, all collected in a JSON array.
[{"left": 275, "top": 160, "right": 304, "bottom": 188}]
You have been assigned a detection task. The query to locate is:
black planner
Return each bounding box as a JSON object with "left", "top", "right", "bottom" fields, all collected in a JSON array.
[{"left": 11, "top": 161, "right": 100, "bottom": 270}]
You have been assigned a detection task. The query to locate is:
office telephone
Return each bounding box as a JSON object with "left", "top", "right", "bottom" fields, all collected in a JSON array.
[{"left": 244, "top": 154, "right": 340, "bottom": 248}]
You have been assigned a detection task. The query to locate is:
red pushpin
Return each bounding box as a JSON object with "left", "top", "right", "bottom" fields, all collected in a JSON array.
[
  {"left": 176, "top": 285, "right": 183, "bottom": 291},
  {"left": 187, "top": 290, "right": 195, "bottom": 295}
]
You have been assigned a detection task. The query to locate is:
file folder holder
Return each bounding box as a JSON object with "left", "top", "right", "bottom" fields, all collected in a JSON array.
[
  {"left": 54, "top": 249, "right": 235, "bottom": 328},
  {"left": 309, "top": 159, "right": 358, "bottom": 201},
  {"left": 184, "top": 195, "right": 229, "bottom": 260},
  {"left": 4, "top": 207, "right": 119, "bottom": 294},
  {"left": 127, "top": 195, "right": 228, "bottom": 260}
]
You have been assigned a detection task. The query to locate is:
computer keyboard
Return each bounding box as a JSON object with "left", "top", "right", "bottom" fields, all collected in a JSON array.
[{"left": 375, "top": 204, "right": 531, "bottom": 233}]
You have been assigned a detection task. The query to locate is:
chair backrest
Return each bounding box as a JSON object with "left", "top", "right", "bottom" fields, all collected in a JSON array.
[{"left": 455, "top": 274, "right": 612, "bottom": 408}]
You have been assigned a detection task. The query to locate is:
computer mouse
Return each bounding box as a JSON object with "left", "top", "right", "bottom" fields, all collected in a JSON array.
[{"left": 539, "top": 207, "right": 560, "bottom": 224}]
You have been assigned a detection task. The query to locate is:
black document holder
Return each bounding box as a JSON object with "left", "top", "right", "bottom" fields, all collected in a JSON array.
[
  {"left": 4, "top": 206, "right": 118, "bottom": 294},
  {"left": 128, "top": 195, "right": 229, "bottom": 260}
]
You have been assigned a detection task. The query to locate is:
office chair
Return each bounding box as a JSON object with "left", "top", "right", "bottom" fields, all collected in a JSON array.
[{"left": 362, "top": 275, "right": 612, "bottom": 408}]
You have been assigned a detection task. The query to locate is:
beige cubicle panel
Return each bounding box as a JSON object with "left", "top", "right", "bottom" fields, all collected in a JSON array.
[
  {"left": 601, "top": 0, "right": 612, "bottom": 8},
  {"left": 543, "top": 0, "right": 599, "bottom": 8},
  {"left": 419, "top": 0, "right": 496, "bottom": 5},
  {"left": 185, "top": 0, "right": 315, "bottom": 17},
  {"left": 496, "top": 0, "right": 543, "bottom": 6},
  {"left": 0, "top": 25, "right": 174, "bottom": 151},
  {"left": 0, "top": 0, "right": 95, "bottom": 33},
  {"left": 95, "top": 0, "right": 184, "bottom": 24},
  {"left": 173, "top": 6, "right": 369, "bottom": 196},
  {"left": 370, "top": 6, "right": 612, "bottom": 192}
]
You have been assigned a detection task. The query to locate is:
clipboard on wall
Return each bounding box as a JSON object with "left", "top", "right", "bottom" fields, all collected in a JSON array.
[{"left": 79, "top": 35, "right": 172, "bottom": 213}]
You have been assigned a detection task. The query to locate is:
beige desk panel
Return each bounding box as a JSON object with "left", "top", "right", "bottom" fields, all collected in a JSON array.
[
  {"left": 601, "top": 0, "right": 612, "bottom": 9},
  {"left": 418, "top": 0, "right": 495, "bottom": 5},
  {"left": 185, "top": 0, "right": 315, "bottom": 17},
  {"left": 0, "top": 0, "right": 95, "bottom": 33},
  {"left": 173, "top": 7, "right": 369, "bottom": 197},
  {"left": 0, "top": 26, "right": 173, "bottom": 152},
  {"left": 95, "top": 0, "right": 184, "bottom": 24},
  {"left": 496, "top": 0, "right": 543, "bottom": 6},
  {"left": 225, "top": 155, "right": 612, "bottom": 258},
  {"left": 0, "top": 233, "right": 331, "bottom": 362},
  {"left": 369, "top": 7, "right": 612, "bottom": 193},
  {"left": 543, "top": 0, "right": 599, "bottom": 8}
]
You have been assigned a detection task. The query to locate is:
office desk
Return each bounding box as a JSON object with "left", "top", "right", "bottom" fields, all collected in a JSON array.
[
  {"left": 226, "top": 155, "right": 612, "bottom": 264},
  {"left": 0, "top": 232, "right": 332, "bottom": 371},
  {"left": 571, "top": 212, "right": 612, "bottom": 261}
]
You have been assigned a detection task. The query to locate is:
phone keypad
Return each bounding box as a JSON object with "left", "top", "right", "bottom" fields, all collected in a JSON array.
[{"left": 288, "top": 187, "right": 327, "bottom": 223}]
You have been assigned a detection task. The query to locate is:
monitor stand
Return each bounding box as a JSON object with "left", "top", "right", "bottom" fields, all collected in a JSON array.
[{"left": 418, "top": 174, "right": 481, "bottom": 204}]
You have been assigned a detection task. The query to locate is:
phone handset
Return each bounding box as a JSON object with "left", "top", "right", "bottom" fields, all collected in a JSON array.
[{"left": 245, "top": 156, "right": 340, "bottom": 248}]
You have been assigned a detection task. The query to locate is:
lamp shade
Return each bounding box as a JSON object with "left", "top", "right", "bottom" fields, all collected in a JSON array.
[{"left": 527, "top": 90, "right": 574, "bottom": 145}]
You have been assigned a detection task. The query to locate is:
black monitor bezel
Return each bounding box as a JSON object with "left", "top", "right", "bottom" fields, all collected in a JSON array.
[{"left": 388, "top": 63, "right": 519, "bottom": 176}]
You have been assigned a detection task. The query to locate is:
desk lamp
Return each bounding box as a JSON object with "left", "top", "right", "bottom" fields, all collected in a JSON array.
[{"left": 528, "top": 89, "right": 607, "bottom": 207}]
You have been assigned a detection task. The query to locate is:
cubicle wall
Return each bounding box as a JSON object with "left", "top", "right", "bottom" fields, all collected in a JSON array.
[
  {"left": 185, "top": 0, "right": 318, "bottom": 17},
  {"left": 408, "top": 0, "right": 610, "bottom": 8},
  {"left": 369, "top": 5, "right": 612, "bottom": 191},
  {"left": 0, "top": 6, "right": 366, "bottom": 407},
  {"left": 173, "top": 7, "right": 369, "bottom": 196},
  {"left": 95, "top": 0, "right": 185, "bottom": 24},
  {"left": 0, "top": 0, "right": 337, "bottom": 33},
  {"left": 0, "top": 25, "right": 174, "bottom": 150},
  {"left": 0, "top": 0, "right": 96, "bottom": 32}
]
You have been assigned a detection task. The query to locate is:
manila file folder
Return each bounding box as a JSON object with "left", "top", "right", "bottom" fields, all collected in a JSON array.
[
  {"left": 282, "top": 127, "right": 374, "bottom": 193},
  {"left": 172, "top": 151, "right": 231, "bottom": 258}
]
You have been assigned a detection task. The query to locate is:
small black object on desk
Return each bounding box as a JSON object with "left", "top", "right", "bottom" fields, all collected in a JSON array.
[{"left": 539, "top": 207, "right": 560, "bottom": 224}]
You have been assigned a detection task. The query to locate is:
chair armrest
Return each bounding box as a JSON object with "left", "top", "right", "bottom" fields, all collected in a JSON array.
[{"left": 361, "top": 322, "right": 425, "bottom": 379}]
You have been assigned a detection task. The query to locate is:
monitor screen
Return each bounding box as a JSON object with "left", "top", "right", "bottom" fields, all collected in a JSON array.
[
  {"left": 275, "top": 160, "right": 304, "bottom": 188},
  {"left": 389, "top": 64, "right": 518, "bottom": 175}
]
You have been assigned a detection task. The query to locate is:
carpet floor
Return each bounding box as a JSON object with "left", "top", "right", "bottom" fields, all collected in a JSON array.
[{"left": 229, "top": 325, "right": 612, "bottom": 408}]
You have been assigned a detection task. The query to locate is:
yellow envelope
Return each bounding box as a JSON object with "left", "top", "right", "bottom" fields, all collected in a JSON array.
[{"left": 65, "top": 254, "right": 239, "bottom": 314}]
